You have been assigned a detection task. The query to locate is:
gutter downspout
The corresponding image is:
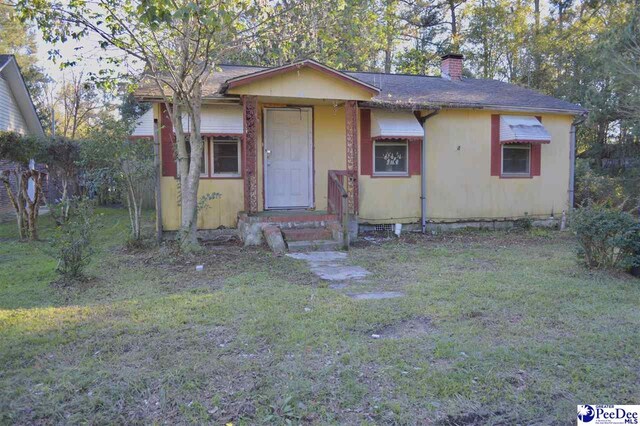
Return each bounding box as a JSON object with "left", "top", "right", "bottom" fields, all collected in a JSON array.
[
  {"left": 415, "top": 110, "right": 440, "bottom": 233},
  {"left": 569, "top": 113, "right": 587, "bottom": 211}
]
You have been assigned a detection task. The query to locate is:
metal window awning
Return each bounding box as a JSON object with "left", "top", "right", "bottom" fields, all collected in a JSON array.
[
  {"left": 500, "top": 115, "right": 551, "bottom": 144},
  {"left": 181, "top": 105, "right": 243, "bottom": 135},
  {"left": 371, "top": 110, "right": 423, "bottom": 140}
]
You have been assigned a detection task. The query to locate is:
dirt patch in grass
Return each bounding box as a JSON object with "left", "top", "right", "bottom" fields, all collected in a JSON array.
[
  {"left": 371, "top": 317, "right": 434, "bottom": 339},
  {"left": 115, "top": 242, "right": 321, "bottom": 290}
]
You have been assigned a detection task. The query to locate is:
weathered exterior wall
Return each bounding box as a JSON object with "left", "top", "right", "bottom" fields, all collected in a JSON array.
[
  {"left": 312, "top": 105, "right": 347, "bottom": 210},
  {"left": 359, "top": 175, "right": 421, "bottom": 224},
  {"left": 228, "top": 67, "right": 374, "bottom": 101},
  {"left": 158, "top": 100, "right": 574, "bottom": 229},
  {"left": 358, "top": 109, "right": 573, "bottom": 224},
  {"left": 160, "top": 177, "right": 244, "bottom": 230},
  {"left": 0, "top": 75, "right": 28, "bottom": 134}
]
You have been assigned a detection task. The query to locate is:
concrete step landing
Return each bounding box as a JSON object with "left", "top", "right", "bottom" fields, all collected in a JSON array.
[{"left": 287, "top": 239, "right": 342, "bottom": 252}]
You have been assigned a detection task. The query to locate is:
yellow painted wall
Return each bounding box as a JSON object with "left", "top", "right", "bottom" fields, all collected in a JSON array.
[
  {"left": 313, "top": 105, "right": 347, "bottom": 210},
  {"left": 158, "top": 100, "right": 575, "bottom": 229},
  {"left": 359, "top": 176, "right": 422, "bottom": 224},
  {"left": 358, "top": 109, "right": 574, "bottom": 223},
  {"left": 160, "top": 177, "right": 244, "bottom": 230},
  {"left": 228, "top": 67, "right": 374, "bottom": 101}
]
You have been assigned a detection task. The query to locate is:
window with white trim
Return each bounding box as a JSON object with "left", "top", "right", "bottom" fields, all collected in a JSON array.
[
  {"left": 211, "top": 137, "right": 241, "bottom": 177},
  {"left": 373, "top": 139, "right": 408, "bottom": 176},
  {"left": 502, "top": 144, "right": 530, "bottom": 175}
]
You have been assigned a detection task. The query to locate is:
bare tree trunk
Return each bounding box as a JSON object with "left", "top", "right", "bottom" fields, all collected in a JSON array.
[
  {"left": 180, "top": 82, "right": 203, "bottom": 249},
  {"left": 385, "top": 41, "right": 392, "bottom": 74},
  {"left": 2, "top": 169, "right": 28, "bottom": 239},
  {"left": 449, "top": 0, "right": 458, "bottom": 49},
  {"left": 171, "top": 84, "right": 203, "bottom": 251},
  {"left": 19, "top": 169, "right": 45, "bottom": 241}
]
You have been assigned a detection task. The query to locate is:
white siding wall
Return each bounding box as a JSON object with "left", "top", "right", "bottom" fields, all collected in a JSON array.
[
  {"left": 131, "top": 109, "right": 155, "bottom": 137},
  {"left": 0, "top": 75, "right": 28, "bottom": 134}
]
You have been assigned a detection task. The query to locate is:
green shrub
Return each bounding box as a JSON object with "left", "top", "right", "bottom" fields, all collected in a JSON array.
[
  {"left": 51, "top": 199, "right": 96, "bottom": 282},
  {"left": 571, "top": 205, "right": 637, "bottom": 269},
  {"left": 623, "top": 224, "right": 640, "bottom": 268}
]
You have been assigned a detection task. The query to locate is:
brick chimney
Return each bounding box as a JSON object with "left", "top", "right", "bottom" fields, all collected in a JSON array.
[{"left": 441, "top": 53, "right": 464, "bottom": 80}]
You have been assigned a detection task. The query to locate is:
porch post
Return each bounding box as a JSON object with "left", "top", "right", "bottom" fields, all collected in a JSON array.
[
  {"left": 242, "top": 95, "right": 259, "bottom": 213},
  {"left": 345, "top": 100, "right": 359, "bottom": 213}
]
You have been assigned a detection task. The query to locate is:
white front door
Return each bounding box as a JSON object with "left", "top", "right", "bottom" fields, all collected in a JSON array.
[{"left": 264, "top": 108, "right": 313, "bottom": 209}]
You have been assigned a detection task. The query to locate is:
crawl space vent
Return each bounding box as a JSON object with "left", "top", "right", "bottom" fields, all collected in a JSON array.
[{"left": 374, "top": 224, "right": 394, "bottom": 232}]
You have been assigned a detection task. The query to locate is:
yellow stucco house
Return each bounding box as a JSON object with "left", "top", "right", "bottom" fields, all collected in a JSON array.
[{"left": 134, "top": 55, "right": 585, "bottom": 250}]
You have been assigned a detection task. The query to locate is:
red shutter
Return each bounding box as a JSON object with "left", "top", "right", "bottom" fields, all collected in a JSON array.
[
  {"left": 491, "top": 114, "right": 501, "bottom": 176},
  {"left": 360, "top": 109, "right": 372, "bottom": 175},
  {"left": 408, "top": 139, "right": 421, "bottom": 175},
  {"left": 160, "top": 104, "right": 176, "bottom": 177},
  {"left": 531, "top": 116, "right": 542, "bottom": 176}
]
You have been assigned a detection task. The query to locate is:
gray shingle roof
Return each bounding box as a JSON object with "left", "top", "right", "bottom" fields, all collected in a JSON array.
[
  {"left": 347, "top": 71, "right": 585, "bottom": 113},
  {"left": 135, "top": 63, "right": 585, "bottom": 114}
]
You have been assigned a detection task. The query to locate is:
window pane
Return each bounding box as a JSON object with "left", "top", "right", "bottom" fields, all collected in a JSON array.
[
  {"left": 214, "top": 140, "right": 239, "bottom": 174},
  {"left": 375, "top": 143, "right": 407, "bottom": 173},
  {"left": 503, "top": 146, "right": 529, "bottom": 174}
]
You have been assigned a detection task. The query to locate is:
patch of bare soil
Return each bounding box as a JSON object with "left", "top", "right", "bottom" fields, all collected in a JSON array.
[
  {"left": 372, "top": 317, "right": 434, "bottom": 339},
  {"left": 504, "top": 369, "right": 529, "bottom": 392}
]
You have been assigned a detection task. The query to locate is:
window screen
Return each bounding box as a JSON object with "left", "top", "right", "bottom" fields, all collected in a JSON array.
[{"left": 374, "top": 141, "right": 408, "bottom": 175}]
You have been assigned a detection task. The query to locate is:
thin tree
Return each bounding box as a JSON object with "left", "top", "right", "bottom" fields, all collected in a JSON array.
[{"left": 16, "top": 0, "right": 306, "bottom": 250}]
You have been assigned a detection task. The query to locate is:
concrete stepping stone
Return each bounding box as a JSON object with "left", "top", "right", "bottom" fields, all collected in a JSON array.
[
  {"left": 287, "top": 251, "right": 404, "bottom": 300},
  {"left": 286, "top": 251, "right": 370, "bottom": 281},
  {"left": 311, "top": 265, "right": 371, "bottom": 281}
]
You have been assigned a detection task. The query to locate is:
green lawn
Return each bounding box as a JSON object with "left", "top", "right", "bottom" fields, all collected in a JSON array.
[{"left": 1, "top": 208, "right": 638, "bottom": 424}]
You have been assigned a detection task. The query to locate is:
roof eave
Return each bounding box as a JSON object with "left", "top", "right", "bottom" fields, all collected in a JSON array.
[
  {"left": 361, "top": 99, "right": 586, "bottom": 115},
  {"left": 134, "top": 94, "right": 241, "bottom": 104}
]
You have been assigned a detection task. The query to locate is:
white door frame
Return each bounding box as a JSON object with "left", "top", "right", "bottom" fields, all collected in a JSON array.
[{"left": 263, "top": 107, "right": 314, "bottom": 210}]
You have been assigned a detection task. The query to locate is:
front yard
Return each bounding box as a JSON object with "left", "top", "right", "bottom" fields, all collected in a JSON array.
[{"left": 0, "top": 208, "right": 638, "bottom": 424}]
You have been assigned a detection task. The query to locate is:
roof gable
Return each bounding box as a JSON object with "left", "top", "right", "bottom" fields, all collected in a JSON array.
[
  {"left": 224, "top": 59, "right": 379, "bottom": 101},
  {"left": 0, "top": 55, "right": 44, "bottom": 136}
]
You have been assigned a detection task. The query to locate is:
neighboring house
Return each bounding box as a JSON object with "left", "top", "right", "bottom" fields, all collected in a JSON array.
[
  {"left": 134, "top": 54, "right": 585, "bottom": 248},
  {"left": 0, "top": 54, "right": 45, "bottom": 221}
]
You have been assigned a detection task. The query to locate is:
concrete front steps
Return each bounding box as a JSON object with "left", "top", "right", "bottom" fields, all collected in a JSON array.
[
  {"left": 238, "top": 210, "right": 344, "bottom": 253},
  {"left": 284, "top": 227, "right": 342, "bottom": 252}
]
